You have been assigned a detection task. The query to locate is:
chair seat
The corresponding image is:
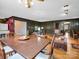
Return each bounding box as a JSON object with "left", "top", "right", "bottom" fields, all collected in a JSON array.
[
  {"left": 8, "top": 53, "right": 25, "bottom": 59},
  {"left": 3, "top": 46, "right": 13, "bottom": 53},
  {"left": 35, "top": 52, "right": 50, "bottom": 59},
  {"left": 41, "top": 44, "right": 52, "bottom": 55}
]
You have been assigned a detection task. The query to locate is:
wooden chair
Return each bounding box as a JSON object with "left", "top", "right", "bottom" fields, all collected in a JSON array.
[
  {"left": 72, "top": 30, "right": 78, "bottom": 39},
  {"left": 0, "top": 41, "right": 25, "bottom": 59},
  {"left": 0, "top": 42, "right": 6, "bottom": 59},
  {"left": 35, "top": 35, "right": 56, "bottom": 59},
  {"left": 0, "top": 33, "right": 14, "bottom": 56},
  {"left": 1, "top": 41, "right": 14, "bottom": 56}
]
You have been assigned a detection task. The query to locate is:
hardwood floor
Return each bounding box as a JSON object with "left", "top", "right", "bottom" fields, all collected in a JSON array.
[{"left": 53, "top": 37, "right": 79, "bottom": 59}]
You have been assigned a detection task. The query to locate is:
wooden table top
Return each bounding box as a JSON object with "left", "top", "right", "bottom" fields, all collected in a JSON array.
[{"left": 0, "top": 35, "right": 51, "bottom": 59}]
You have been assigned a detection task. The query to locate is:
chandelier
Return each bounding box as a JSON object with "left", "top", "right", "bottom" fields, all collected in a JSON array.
[{"left": 21, "top": 0, "right": 44, "bottom": 8}]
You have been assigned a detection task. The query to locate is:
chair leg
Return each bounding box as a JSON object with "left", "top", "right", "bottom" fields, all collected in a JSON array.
[{"left": 48, "top": 52, "right": 54, "bottom": 59}]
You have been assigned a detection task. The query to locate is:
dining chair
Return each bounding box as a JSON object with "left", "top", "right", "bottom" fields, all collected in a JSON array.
[
  {"left": 35, "top": 52, "right": 51, "bottom": 59},
  {"left": 35, "top": 35, "right": 56, "bottom": 59},
  {"left": 0, "top": 33, "right": 14, "bottom": 56},
  {"left": 1, "top": 33, "right": 16, "bottom": 56},
  {"left": 3, "top": 46, "right": 14, "bottom": 56},
  {"left": 0, "top": 41, "right": 6, "bottom": 59},
  {"left": 0, "top": 41, "right": 14, "bottom": 56},
  {"left": 0, "top": 41, "right": 25, "bottom": 59},
  {"left": 72, "top": 30, "right": 78, "bottom": 39}
]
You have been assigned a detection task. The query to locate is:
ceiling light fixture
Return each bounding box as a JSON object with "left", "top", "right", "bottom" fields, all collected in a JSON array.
[
  {"left": 21, "top": 0, "right": 44, "bottom": 8},
  {"left": 22, "top": 0, "right": 32, "bottom": 8},
  {"left": 38, "top": 0, "right": 44, "bottom": 1},
  {"left": 64, "top": 4, "right": 69, "bottom": 15},
  {"left": 63, "top": 0, "right": 70, "bottom": 16}
]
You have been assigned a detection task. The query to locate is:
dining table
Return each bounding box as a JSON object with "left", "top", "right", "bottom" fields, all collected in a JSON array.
[{"left": 0, "top": 35, "right": 51, "bottom": 59}]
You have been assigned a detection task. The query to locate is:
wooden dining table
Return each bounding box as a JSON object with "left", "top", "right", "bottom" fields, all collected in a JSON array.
[{"left": 0, "top": 35, "right": 51, "bottom": 59}]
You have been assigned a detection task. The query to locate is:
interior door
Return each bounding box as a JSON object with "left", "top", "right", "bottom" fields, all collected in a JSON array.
[{"left": 14, "top": 20, "right": 27, "bottom": 36}]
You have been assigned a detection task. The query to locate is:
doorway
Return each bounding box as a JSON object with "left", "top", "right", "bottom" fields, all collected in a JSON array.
[{"left": 14, "top": 20, "right": 27, "bottom": 36}]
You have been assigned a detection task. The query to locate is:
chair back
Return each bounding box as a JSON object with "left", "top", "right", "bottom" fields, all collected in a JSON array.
[
  {"left": 50, "top": 34, "right": 56, "bottom": 55},
  {"left": 0, "top": 41, "right": 6, "bottom": 59},
  {"left": 51, "top": 34, "right": 56, "bottom": 47}
]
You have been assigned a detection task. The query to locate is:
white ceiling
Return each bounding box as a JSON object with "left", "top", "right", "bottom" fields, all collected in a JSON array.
[{"left": 0, "top": 0, "right": 79, "bottom": 22}]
